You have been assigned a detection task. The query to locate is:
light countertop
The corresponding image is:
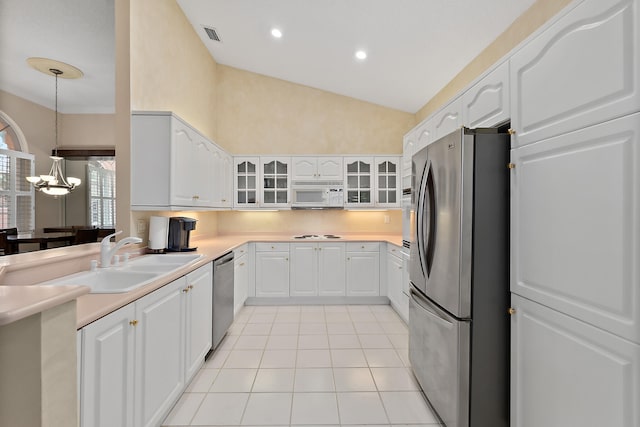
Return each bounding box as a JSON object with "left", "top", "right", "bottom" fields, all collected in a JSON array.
[
  {"left": 0, "top": 284, "right": 89, "bottom": 326},
  {"left": 0, "top": 233, "right": 402, "bottom": 329}
]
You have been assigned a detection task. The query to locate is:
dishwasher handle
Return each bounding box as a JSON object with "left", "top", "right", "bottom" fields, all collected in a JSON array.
[{"left": 214, "top": 252, "right": 234, "bottom": 268}]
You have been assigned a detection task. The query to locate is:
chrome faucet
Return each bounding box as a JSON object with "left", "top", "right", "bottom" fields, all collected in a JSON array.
[{"left": 100, "top": 230, "right": 142, "bottom": 268}]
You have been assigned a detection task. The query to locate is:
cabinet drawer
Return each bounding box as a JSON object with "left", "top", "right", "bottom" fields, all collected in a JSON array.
[
  {"left": 255, "top": 242, "right": 290, "bottom": 252},
  {"left": 234, "top": 243, "right": 249, "bottom": 257},
  {"left": 346, "top": 242, "right": 380, "bottom": 252},
  {"left": 387, "top": 243, "right": 402, "bottom": 257}
]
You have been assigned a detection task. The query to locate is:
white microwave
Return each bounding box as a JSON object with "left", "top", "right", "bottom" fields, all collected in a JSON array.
[{"left": 291, "top": 181, "right": 344, "bottom": 209}]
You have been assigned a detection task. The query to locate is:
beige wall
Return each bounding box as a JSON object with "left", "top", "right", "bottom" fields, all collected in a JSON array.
[
  {"left": 130, "top": 0, "right": 219, "bottom": 142},
  {"left": 217, "top": 65, "right": 415, "bottom": 155},
  {"left": 217, "top": 210, "right": 401, "bottom": 235},
  {"left": 415, "top": 0, "right": 574, "bottom": 122}
]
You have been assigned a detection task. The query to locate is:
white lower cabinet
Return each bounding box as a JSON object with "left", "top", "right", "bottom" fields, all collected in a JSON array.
[
  {"left": 290, "top": 242, "right": 346, "bottom": 297},
  {"left": 134, "top": 278, "right": 186, "bottom": 427},
  {"left": 234, "top": 245, "right": 249, "bottom": 315},
  {"left": 346, "top": 242, "right": 380, "bottom": 297},
  {"left": 80, "top": 264, "right": 213, "bottom": 427},
  {"left": 81, "top": 303, "right": 136, "bottom": 427},
  {"left": 255, "top": 243, "right": 290, "bottom": 297},
  {"left": 183, "top": 264, "right": 213, "bottom": 384},
  {"left": 511, "top": 294, "right": 640, "bottom": 427},
  {"left": 386, "top": 244, "right": 406, "bottom": 320}
]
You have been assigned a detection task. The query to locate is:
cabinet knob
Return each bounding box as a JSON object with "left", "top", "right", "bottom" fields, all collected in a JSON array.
[
  {"left": 188, "top": 285, "right": 194, "bottom": 290},
  {"left": 285, "top": 257, "right": 289, "bottom": 261},
  {"left": 507, "top": 128, "right": 516, "bottom": 135},
  {"left": 507, "top": 163, "right": 516, "bottom": 169},
  {"left": 240, "top": 262, "right": 245, "bottom": 266},
  {"left": 271, "top": 246, "right": 275, "bottom": 249},
  {"left": 508, "top": 307, "right": 516, "bottom": 315},
  {"left": 347, "top": 257, "right": 351, "bottom": 261},
  {"left": 222, "top": 199, "right": 227, "bottom": 202},
  {"left": 129, "top": 320, "right": 138, "bottom": 326},
  {"left": 361, "top": 245, "right": 365, "bottom": 249},
  {"left": 398, "top": 266, "right": 402, "bottom": 269},
  {"left": 182, "top": 288, "right": 190, "bottom": 293}
]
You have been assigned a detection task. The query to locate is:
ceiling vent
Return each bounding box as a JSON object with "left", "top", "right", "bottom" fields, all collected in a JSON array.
[{"left": 203, "top": 26, "right": 221, "bottom": 42}]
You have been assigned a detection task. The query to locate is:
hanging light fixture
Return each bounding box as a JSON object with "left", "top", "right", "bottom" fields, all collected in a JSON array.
[{"left": 25, "top": 58, "right": 83, "bottom": 196}]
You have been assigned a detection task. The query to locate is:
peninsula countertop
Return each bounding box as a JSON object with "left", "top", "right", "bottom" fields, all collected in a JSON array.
[{"left": 1, "top": 233, "right": 402, "bottom": 329}]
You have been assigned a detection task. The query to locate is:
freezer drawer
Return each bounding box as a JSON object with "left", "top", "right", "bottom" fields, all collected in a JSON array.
[{"left": 409, "top": 287, "right": 470, "bottom": 427}]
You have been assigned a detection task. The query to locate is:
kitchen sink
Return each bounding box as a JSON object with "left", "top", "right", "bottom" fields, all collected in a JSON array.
[
  {"left": 37, "top": 253, "right": 203, "bottom": 293},
  {"left": 38, "top": 269, "right": 159, "bottom": 294}
]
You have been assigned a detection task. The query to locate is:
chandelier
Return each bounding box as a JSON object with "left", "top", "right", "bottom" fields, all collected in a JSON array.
[{"left": 26, "top": 59, "right": 83, "bottom": 196}]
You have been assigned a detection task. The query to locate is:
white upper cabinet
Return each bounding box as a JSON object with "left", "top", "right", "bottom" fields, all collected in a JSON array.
[
  {"left": 292, "top": 156, "right": 343, "bottom": 181},
  {"left": 375, "top": 157, "right": 401, "bottom": 207},
  {"left": 260, "top": 157, "right": 291, "bottom": 208},
  {"left": 234, "top": 157, "right": 260, "bottom": 208},
  {"left": 131, "top": 112, "right": 231, "bottom": 210},
  {"left": 510, "top": 0, "right": 640, "bottom": 147},
  {"left": 432, "top": 97, "right": 463, "bottom": 141},
  {"left": 511, "top": 113, "right": 640, "bottom": 343},
  {"left": 416, "top": 119, "right": 434, "bottom": 153},
  {"left": 462, "top": 61, "right": 510, "bottom": 129},
  {"left": 344, "top": 157, "right": 374, "bottom": 208},
  {"left": 212, "top": 148, "right": 233, "bottom": 208},
  {"left": 402, "top": 129, "right": 416, "bottom": 189}
]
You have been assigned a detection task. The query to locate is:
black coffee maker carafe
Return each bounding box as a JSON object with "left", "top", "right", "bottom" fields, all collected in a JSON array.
[{"left": 167, "top": 217, "right": 197, "bottom": 251}]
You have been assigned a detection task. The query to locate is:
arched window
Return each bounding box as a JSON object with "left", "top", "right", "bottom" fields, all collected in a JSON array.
[{"left": 0, "top": 111, "right": 35, "bottom": 233}]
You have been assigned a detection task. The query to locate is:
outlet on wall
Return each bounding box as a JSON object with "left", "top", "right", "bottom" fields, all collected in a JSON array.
[{"left": 137, "top": 219, "right": 146, "bottom": 235}]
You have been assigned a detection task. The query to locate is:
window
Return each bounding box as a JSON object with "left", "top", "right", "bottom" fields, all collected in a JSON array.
[
  {"left": 87, "top": 160, "right": 116, "bottom": 227},
  {"left": 0, "top": 113, "right": 34, "bottom": 232}
]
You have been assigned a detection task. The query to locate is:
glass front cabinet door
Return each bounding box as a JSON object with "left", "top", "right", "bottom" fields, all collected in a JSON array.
[
  {"left": 375, "top": 157, "right": 400, "bottom": 208},
  {"left": 234, "top": 157, "right": 259, "bottom": 208},
  {"left": 261, "top": 157, "right": 291, "bottom": 208},
  {"left": 344, "top": 157, "right": 374, "bottom": 208}
]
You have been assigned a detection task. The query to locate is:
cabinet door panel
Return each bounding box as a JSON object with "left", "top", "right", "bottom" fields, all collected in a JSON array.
[
  {"left": 234, "top": 254, "right": 249, "bottom": 315},
  {"left": 255, "top": 252, "right": 290, "bottom": 297},
  {"left": 170, "top": 125, "right": 196, "bottom": 206},
  {"left": 290, "top": 244, "right": 318, "bottom": 296},
  {"left": 510, "top": 0, "right": 640, "bottom": 147},
  {"left": 432, "top": 98, "right": 462, "bottom": 141},
  {"left": 463, "top": 61, "right": 510, "bottom": 128},
  {"left": 318, "top": 243, "right": 346, "bottom": 296},
  {"left": 81, "top": 304, "right": 135, "bottom": 427},
  {"left": 346, "top": 252, "right": 380, "bottom": 296},
  {"left": 511, "top": 295, "right": 640, "bottom": 427},
  {"left": 292, "top": 158, "right": 317, "bottom": 180},
  {"left": 185, "top": 265, "right": 213, "bottom": 382},
  {"left": 511, "top": 114, "right": 640, "bottom": 342},
  {"left": 135, "top": 279, "right": 185, "bottom": 427},
  {"left": 317, "top": 157, "right": 343, "bottom": 180}
]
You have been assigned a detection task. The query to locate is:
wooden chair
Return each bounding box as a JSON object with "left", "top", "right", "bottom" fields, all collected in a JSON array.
[
  {"left": 0, "top": 228, "right": 17, "bottom": 255},
  {"left": 73, "top": 228, "right": 100, "bottom": 245}
]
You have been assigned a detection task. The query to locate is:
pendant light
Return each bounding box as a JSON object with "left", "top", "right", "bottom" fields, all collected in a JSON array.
[{"left": 25, "top": 58, "right": 83, "bottom": 196}]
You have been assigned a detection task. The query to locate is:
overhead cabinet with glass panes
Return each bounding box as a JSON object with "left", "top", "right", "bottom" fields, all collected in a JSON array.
[
  {"left": 260, "top": 157, "right": 290, "bottom": 208},
  {"left": 234, "top": 157, "right": 259, "bottom": 208},
  {"left": 344, "top": 156, "right": 401, "bottom": 208},
  {"left": 232, "top": 155, "right": 400, "bottom": 210}
]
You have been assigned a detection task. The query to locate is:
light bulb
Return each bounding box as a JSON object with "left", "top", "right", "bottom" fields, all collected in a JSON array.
[
  {"left": 68, "top": 177, "right": 82, "bottom": 186},
  {"left": 271, "top": 28, "right": 282, "bottom": 38},
  {"left": 355, "top": 50, "right": 367, "bottom": 60}
]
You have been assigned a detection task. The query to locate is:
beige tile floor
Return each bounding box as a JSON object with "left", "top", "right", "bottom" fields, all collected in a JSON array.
[{"left": 162, "top": 304, "right": 441, "bottom": 427}]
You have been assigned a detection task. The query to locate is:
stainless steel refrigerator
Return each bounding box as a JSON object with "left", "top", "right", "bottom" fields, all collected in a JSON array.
[{"left": 409, "top": 128, "right": 510, "bottom": 427}]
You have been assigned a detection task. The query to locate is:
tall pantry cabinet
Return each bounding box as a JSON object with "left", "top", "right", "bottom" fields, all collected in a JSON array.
[{"left": 508, "top": 0, "right": 640, "bottom": 425}]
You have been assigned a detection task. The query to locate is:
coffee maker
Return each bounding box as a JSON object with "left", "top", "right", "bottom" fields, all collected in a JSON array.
[{"left": 167, "top": 217, "right": 197, "bottom": 252}]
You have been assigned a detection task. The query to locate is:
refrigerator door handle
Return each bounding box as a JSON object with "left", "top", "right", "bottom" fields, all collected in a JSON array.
[
  {"left": 410, "top": 287, "right": 451, "bottom": 325},
  {"left": 415, "top": 161, "right": 429, "bottom": 278},
  {"left": 424, "top": 164, "right": 437, "bottom": 276}
]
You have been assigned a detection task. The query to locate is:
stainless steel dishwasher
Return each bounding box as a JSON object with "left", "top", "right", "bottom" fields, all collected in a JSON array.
[{"left": 211, "top": 251, "right": 234, "bottom": 351}]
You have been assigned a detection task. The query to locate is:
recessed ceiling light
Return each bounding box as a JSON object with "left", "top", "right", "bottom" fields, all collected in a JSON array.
[
  {"left": 271, "top": 28, "right": 282, "bottom": 38},
  {"left": 355, "top": 50, "right": 367, "bottom": 60}
]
